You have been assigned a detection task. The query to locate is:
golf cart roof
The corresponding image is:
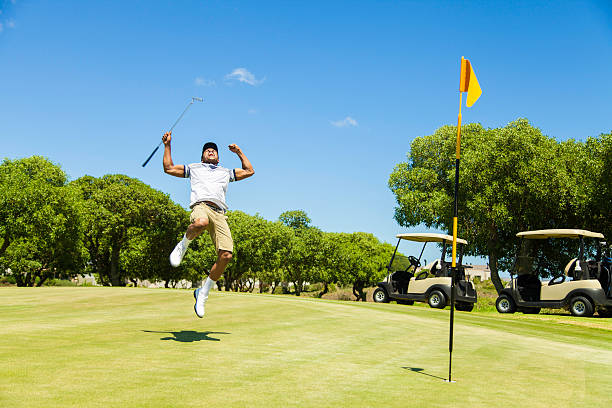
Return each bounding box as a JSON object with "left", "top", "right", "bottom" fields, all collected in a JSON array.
[
  {"left": 396, "top": 233, "right": 468, "bottom": 245},
  {"left": 516, "top": 229, "right": 605, "bottom": 239}
]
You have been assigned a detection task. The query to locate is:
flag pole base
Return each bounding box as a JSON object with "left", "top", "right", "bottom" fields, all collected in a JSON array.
[{"left": 444, "top": 380, "right": 457, "bottom": 383}]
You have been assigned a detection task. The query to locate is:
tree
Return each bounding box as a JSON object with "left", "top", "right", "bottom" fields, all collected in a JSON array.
[
  {"left": 119, "top": 199, "right": 189, "bottom": 287},
  {"left": 283, "top": 226, "right": 324, "bottom": 295},
  {"left": 389, "top": 119, "right": 587, "bottom": 293},
  {"left": 252, "top": 221, "right": 293, "bottom": 293},
  {"left": 567, "top": 131, "right": 612, "bottom": 239},
  {"left": 313, "top": 232, "right": 343, "bottom": 296},
  {"left": 219, "top": 211, "right": 289, "bottom": 292},
  {"left": 181, "top": 231, "right": 218, "bottom": 288},
  {"left": 278, "top": 210, "right": 324, "bottom": 295},
  {"left": 70, "top": 174, "right": 183, "bottom": 286},
  {"left": 0, "top": 156, "right": 85, "bottom": 286},
  {"left": 331, "top": 232, "right": 392, "bottom": 301},
  {"left": 279, "top": 210, "right": 311, "bottom": 230}
]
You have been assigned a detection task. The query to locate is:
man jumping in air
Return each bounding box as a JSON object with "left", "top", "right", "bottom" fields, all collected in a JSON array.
[{"left": 162, "top": 131, "right": 254, "bottom": 317}]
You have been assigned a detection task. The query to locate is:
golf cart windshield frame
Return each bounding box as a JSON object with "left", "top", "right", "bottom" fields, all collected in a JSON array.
[
  {"left": 386, "top": 234, "right": 466, "bottom": 277},
  {"left": 513, "top": 229, "right": 606, "bottom": 280}
]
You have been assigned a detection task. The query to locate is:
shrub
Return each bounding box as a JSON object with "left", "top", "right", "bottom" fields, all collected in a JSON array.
[
  {"left": 0, "top": 275, "right": 17, "bottom": 286},
  {"left": 305, "top": 282, "right": 323, "bottom": 292},
  {"left": 473, "top": 279, "right": 498, "bottom": 312},
  {"left": 44, "top": 279, "right": 77, "bottom": 287}
]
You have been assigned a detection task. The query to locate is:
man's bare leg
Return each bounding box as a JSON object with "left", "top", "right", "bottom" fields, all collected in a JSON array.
[
  {"left": 195, "top": 250, "right": 232, "bottom": 318},
  {"left": 209, "top": 250, "right": 232, "bottom": 280},
  {"left": 186, "top": 217, "right": 208, "bottom": 240},
  {"left": 170, "top": 217, "right": 209, "bottom": 267}
]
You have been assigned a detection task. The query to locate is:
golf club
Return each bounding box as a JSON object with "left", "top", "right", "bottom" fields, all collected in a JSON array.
[{"left": 141, "top": 97, "right": 204, "bottom": 167}]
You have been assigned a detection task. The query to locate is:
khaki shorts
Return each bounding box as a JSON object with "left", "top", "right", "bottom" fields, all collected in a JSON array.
[{"left": 190, "top": 203, "right": 233, "bottom": 253}]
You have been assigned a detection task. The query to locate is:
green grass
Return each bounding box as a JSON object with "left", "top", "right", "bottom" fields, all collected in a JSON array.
[{"left": 1, "top": 287, "right": 611, "bottom": 408}]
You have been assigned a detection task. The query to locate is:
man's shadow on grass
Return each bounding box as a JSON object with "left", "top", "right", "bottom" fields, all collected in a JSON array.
[
  {"left": 402, "top": 367, "right": 447, "bottom": 381},
  {"left": 142, "top": 330, "right": 230, "bottom": 342}
]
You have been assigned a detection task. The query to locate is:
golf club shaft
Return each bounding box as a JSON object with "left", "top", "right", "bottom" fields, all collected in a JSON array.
[
  {"left": 168, "top": 101, "right": 194, "bottom": 133},
  {"left": 141, "top": 98, "right": 202, "bottom": 167}
]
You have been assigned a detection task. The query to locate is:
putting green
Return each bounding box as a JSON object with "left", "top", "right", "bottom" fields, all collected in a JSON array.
[{"left": 1, "top": 287, "right": 611, "bottom": 407}]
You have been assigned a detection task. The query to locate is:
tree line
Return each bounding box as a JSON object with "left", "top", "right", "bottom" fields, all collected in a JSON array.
[
  {"left": 0, "top": 157, "right": 401, "bottom": 300},
  {"left": 4, "top": 119, "right": 608, "bottom": 296},
  {"left": 389, "top": 118, "right": 611, "bottom": 293}
]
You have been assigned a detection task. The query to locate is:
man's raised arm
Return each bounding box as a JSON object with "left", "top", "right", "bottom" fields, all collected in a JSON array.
[
  {"left": 229, "top": 144, "right": 254, "bottom": 181},
  {"left": 162, "top": 131, "right": 186, "bottom": 178}
]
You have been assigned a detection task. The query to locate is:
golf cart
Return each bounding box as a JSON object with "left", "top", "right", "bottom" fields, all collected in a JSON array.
[
  {"left": 496, "top": 229, "right": 612, "bottom": 317},
  {"left": 373, "top": 233, "right": 477, "bottom": 311}
]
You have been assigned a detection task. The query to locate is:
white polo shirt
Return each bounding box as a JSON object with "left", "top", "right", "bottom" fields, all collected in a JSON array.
[{"left": 184, "top": 162, "right": 236, "bottom": 211}]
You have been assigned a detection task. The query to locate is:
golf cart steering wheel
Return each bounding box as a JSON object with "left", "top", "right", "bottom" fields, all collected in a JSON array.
[
  {"left": 408, "top": 256, "right": 421, "bottom": 267},
  {"left": 548, "top": 274, "right": 566, "bottom": 285}
]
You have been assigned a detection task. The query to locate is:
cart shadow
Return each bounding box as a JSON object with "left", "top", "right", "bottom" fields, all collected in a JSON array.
[
  {"left": 142, "top": 330, "right": 230, "bottom": 342},
  {"left": 402, "top": 367, "right": 447, "bottom": 381}
]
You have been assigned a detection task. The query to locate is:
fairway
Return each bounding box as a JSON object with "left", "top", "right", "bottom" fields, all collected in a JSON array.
[{"left": 1, "top": 288, "right": 611, "bottom": 407}]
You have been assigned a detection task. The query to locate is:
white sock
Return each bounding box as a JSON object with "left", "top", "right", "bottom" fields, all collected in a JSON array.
[
  {"left": 182, "top": 234, "right": 192, "bottom": 247},
  {"left": 200, "top": 277, "right": 216, "bottom": 299}
]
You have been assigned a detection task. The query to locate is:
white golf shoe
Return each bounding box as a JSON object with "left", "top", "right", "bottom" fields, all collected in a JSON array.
[
  {"left": 169, "top": 240, "right": 188, "bottom": 267},
  {"left": 193, "top": 288, "right": 207, "bottom": 318}
]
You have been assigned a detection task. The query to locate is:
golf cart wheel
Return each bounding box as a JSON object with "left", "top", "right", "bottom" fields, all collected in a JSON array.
[
  {"left": 521, "top": 307, "right": 541, "bottom": 315},
  {"left": 455, "top": 302, "right": 474, "bottom": 312},
  {"left": 428, "top": 290, "right": 447, "bottom": 309},
  {"left": 569, "top": 296, "right": 594, "bottom": 317},
  {"left": 397, "top": 300, "right": 414, "bottom": 305},
  {"left": 496, "top": 295, "right": 516, "bottom": 314},
  {"left": 598, "top": 307, "right": 612, "bottom": 318},
  {"left": 373, "top": 288, "right": 390, "bottom": 303}
]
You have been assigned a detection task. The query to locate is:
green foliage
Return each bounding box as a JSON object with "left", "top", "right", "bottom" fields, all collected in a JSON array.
[
  {"left": 224, "top": 211, "right": 291, "bottom": 291},
  {"left": 566, "top": 131, "right": 612, "bottom": 239},
  {"left": 70, "top": 174, "right": 188, "bottom": 286},
  {"left": 121, "top": 199, "right": 189, "bottom": 288},
  {"left": 182, "top": 231, "right": 217, "bottom": 287},
  {"left": 279, "top": 210, "right": 311, "bottom": 230},
  {"left": 327, "top": 232, "right": 394, "bottom": 301},
  {"left": 44, "top": 279, "right": 77, "bottom": 287},
  {"left": 471, "top": 279, "right": 499, "bottom": 311},
  {"left": 0, "top": 158, "right": 395, "bottom": 292},
  {"left": 250, "top": 220, "right": 293, "bottom": 293},
  {"left": 282, "top": 224, "right": 324, "bottom": 295},
  {"left": 390, "top": 253, "right": 412, "bottom": 272},
  {"left": 0, "top": 156, "right": 86, "bottom": 286},
  {"left": 389, "top": 119, "right": 609, "bottom": 292},
  {"left": 0, "top": 275, "right": 17, "bottom": 285}
]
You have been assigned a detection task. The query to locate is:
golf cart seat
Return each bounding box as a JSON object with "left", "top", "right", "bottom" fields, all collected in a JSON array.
[
  {"left": 456, "top": 277, "right": 469, "bottom": 295},
  {"left": 391, "top": 270, "right": 413, "bottom": 294},
  {"left": 564, "top": 258, "right": 581, "bottom": 280},
  {"left": 423, "top": 259, "right": 440, "bottom": 275},
  {"left": 435, "top": 261, "right": 452, "bottom": 277},
  {"left": 598, "top": 264, "right": 611, "bottom": 297},
  {"left": 517, "top": 273, "right": 541, "bottom": 301},
  {"left": 424, "top": 259, "right": 449, "bottom": 277}
]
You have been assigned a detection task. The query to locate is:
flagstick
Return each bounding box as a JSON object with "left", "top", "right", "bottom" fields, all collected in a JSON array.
[{"left": 447, "top": 71, "right": 464, "bottom": 384}]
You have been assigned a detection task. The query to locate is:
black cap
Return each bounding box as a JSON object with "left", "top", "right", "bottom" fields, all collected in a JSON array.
[{"left": 202, "top": 142, "right": 218, "bottom": 155}]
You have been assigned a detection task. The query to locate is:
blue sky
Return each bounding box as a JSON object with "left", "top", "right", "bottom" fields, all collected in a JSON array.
[{"left": 1, "top": 0, "right": 611, "bottom": 265}]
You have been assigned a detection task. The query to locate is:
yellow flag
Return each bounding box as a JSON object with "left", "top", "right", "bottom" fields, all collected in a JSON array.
[
  {"left": 459, "top": 57, "right": 482, "bottom": 107},
  {"left": 466, "top": 62, "right": 481, "bottom": 107}
]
